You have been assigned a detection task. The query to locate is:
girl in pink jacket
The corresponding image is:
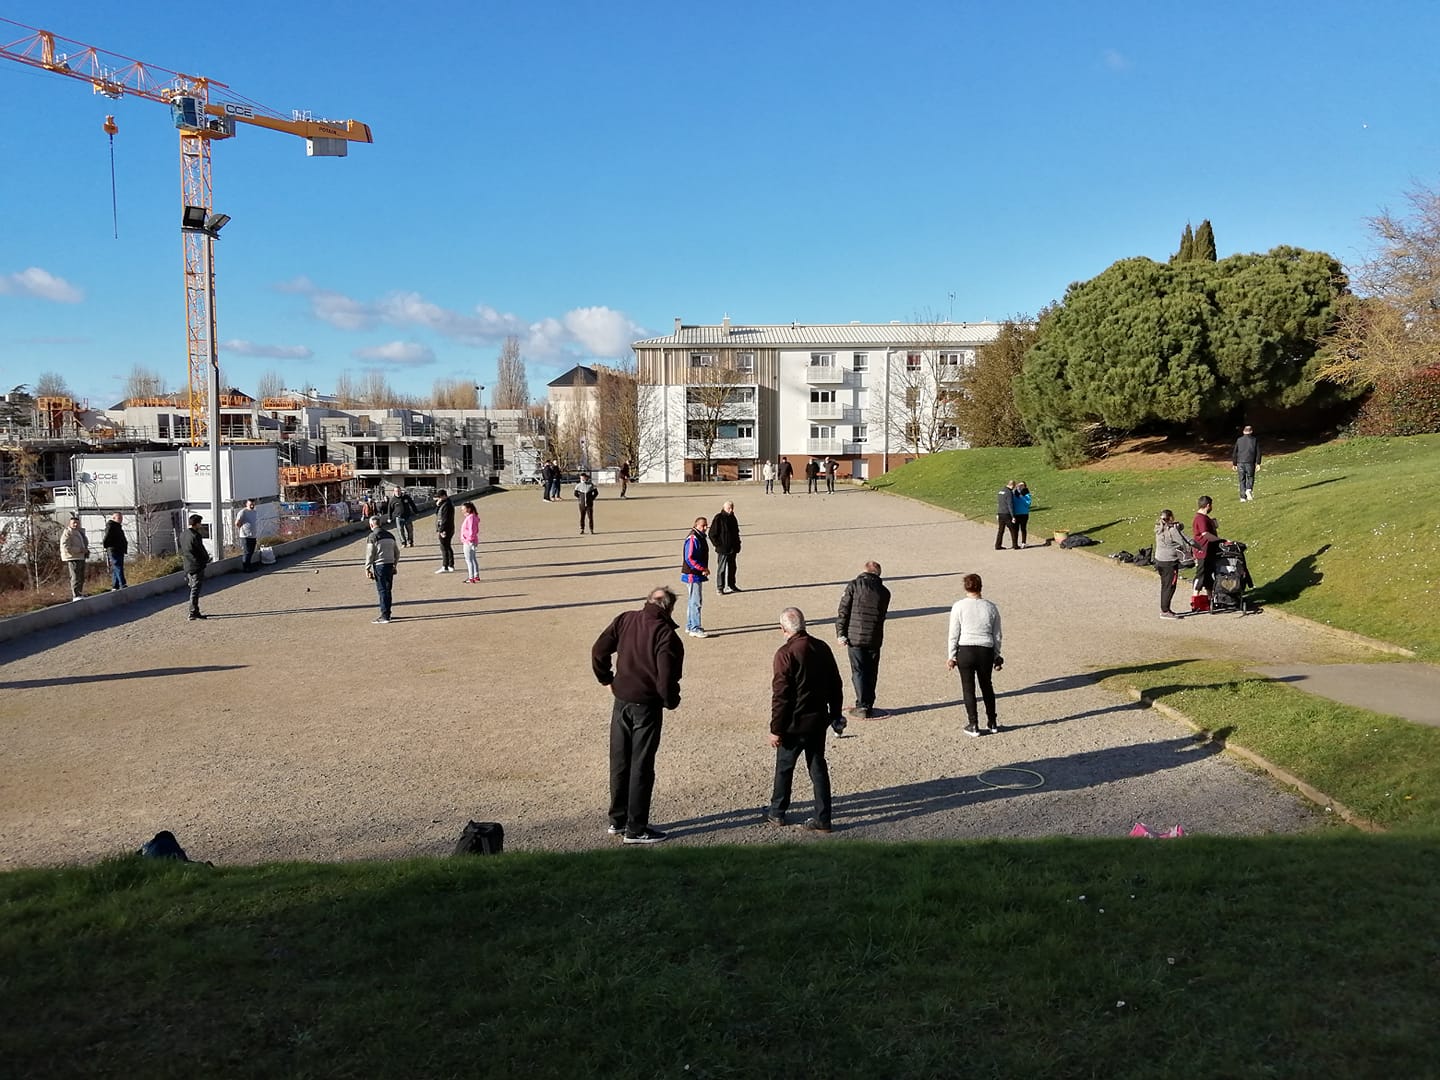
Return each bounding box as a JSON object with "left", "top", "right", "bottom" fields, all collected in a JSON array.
[{"left": 460, "top": 502, "right": 481, "bottom": 583}]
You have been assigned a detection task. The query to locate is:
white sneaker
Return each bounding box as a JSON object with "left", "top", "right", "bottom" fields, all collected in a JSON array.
[
  {"left": 688, "top": 629, "right": 708, "bottom": 638},
  {"left": 435, "top": 567, "right": 447, "bottom": 574}
]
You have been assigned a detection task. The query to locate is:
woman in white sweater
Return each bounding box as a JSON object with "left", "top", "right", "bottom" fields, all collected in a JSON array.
[{"left": 946, "top": 573, "right": 1003, "bottom": 736}]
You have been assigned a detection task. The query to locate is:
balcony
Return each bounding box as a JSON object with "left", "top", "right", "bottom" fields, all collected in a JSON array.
[
  {"left": 806, "top": 438, "right": 844, "bottom": 455},
  {"left": 804, "top": 363, "right": 844, "bottom": 385},
  {"left": 806, "top": 402, "right": 845, "bottom": 421},
  {"left": 688, "top": 437, "right": 758, "bottom": 459}
]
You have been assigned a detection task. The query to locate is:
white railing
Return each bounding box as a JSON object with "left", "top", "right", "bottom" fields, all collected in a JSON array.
[
  {"left": 806, "top": 402, "right": 844, "bottom": 420},
  {"left": 804, "top": 364, "right": 844, "bottom": 384},
  {"left": 806, "top": 438, "right": 843, "bottom": 455}
]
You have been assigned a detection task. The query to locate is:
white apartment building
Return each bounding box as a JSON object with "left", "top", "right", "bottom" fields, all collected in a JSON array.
[{"left": 633, "top": 318, "right": 1003, "bottom": 483}]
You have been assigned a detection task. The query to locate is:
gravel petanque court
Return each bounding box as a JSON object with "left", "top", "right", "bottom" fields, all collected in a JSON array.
[{"left": 1, "top": 483, "right": 1374, "bottom": 867}]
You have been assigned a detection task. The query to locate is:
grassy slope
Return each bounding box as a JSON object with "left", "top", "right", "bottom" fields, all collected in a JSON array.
[
  {"left": 4, "top": 839, "right": 1439, "bottom": 1079},
  {"left": 871, "top": 435, "right": 1440, "bottom": 659}
]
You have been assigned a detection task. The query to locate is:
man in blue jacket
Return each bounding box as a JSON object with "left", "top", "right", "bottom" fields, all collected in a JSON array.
[{"left": 680, "top": 517, "right": 710, "bottom": 638}]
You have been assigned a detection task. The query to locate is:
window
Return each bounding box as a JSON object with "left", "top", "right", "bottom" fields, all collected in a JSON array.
[
  {"left": 906, "top": 352, "right": 922, "bottom": 371},
  {"left": 940, "top": 425, "right": 962, "bottom": 440},
  {"left": 905, "top": 422, "right": 921, "bottom": 442},
  {"left": 157, "top": 414, "right": 170, "bottom": 438},
  {"left": 356, "top": 446, "right": 376, "bottom": 470},
  {"left": 810, "top": 425, "right": 835, "bottom": 439},
  {"left": 905, "top": 387, "right": 920, "bottom": 408},
  {"left": 689, "top": 352, "right": 715, "bottom": 368},
  {"left": 408, "top": 446, "right": 439, "bottom": 471},
  {"left": 374, "top": 446, "right": 391, "bottom": 470},
  {"left": 727, "top": 386, "right": 755, "bottom": 405},
  {"left": 717, "top": 422, "right": 755, "bottom": 440},
  {"left": 173, "top": 415, "right": 191, "bottom": 440},
  {"left": 492, "top": 444, "right": 505, "bottom": 468},
  {"left": 852, "top": 352, "right": 869, "bottom": 372},
  {"left": 810, "top": 389, "right": 836, "bottom": 404},
  {"left": 736, "top": 352, "right": 755, "bottom": 372},
  {"left": 462, "top": 445, "right": 474, "bottom": 471},
  {"left": 735, "top": 423, "right": 754, "bottom": 440},
  {"left": 851, "top": 425, "right": 868, "bottom": 443},
  {"left": 810, "top": 352, "right": 836, "bottom": 366}
]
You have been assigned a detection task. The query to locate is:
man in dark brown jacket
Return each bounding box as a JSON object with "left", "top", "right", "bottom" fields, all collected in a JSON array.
[
  {"left": 765, "top": 607, "right": 844, "bottom": 832},
  {"left": 592, "top": 587, "right": 685, "bottom": 845}
]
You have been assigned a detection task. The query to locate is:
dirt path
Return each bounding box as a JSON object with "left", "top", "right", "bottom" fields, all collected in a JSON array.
[{"left": 0, "top": 484, "right": 1374, "bottom": 867}]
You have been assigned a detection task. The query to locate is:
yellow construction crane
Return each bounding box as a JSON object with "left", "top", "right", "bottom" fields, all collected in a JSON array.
[{"left": 1, "top": 17, "right": 373, "bottom": 444}]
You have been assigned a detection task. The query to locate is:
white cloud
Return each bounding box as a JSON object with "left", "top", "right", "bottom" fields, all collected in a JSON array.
[
  {"left": 0, "top": 267, "right": 83, "bottom": 303},
  {"left": 1103, "top": 49, "right": 1130, "bottom": 71},
  {"left": 221, "top": 339, "right": 315, "bottom": 359},
  {"left": 353, "top": 340, "right": 436, "bottom": 366},
  {"left": 280, "top": 279, "right": 646, "bottom": 360}
]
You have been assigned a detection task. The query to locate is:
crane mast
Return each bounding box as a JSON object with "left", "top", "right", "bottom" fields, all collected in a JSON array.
[{"left": 0, "top": 17, "right": 372, "bottom": 444}]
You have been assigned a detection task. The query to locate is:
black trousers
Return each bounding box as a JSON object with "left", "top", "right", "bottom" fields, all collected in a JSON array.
[
  {"left": 1156, "top": 560, "right": 1180, "bottom": 613},
  {"left": 438, "top": 533, "right": 455, "bottom": 569},
  {"left": 1011, "top": 514, "right": 1029, "bottom": 545},
  {"left": 1237, "top": 463, "right": 1255, "bottom": 497},
  {"left": 715, "top": 551, "right": 737, "bottom": 591},
  {"left": 953, "top": 645, "right": 997, "bottom": 726},
  {"left": 996, "top": 514, "right": 1015, "bottom": 549},
  {"left": 579, "top": 501, "right": 594, "bottom": 531},
  {"left": 769, "top": 728, "right": 832, "bottom": 824},
  {"left": 847, "top": 645, "right": 881, "bottom": 711},
  {"left": 609, "top": 699, "right": 665, "bottom": 836},
  {"left": 185, "top": 571, "right": 204, "bottom": 615},
  {"left": 241, "top": 537, "right": 257, "bottom": 570}
]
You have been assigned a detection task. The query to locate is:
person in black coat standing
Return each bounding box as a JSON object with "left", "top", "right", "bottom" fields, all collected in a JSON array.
[
  {"left": 181, "top": 513, "right": 211, "bottom": 620},
  {"left": 778, "top": 456, "right": 794, "bottom": 495},
  {"left": 101, "top": 512, "right": 129, "bottom": 590},
  {"left": 433, "top": 490, "right": 456, "bottom": 573},
  {"left": 709, "top": 500, "right": 742, "bottom": 593},
  {"left": 836, "top": 561, "right": 891, "bottom": 719},
  {"left": 995, "top": 481, "right": 1016, "bottom": 550},
  {"left": 766, "top": 607, "right": 845, "bottom": 832}
]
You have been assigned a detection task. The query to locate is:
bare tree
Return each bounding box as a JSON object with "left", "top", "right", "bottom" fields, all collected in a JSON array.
[
  {"left": 876, "top": 317, "right": 967, "bottom": 455},
  {"left": 429, "top": 378, "right": 479, "bottom": 410},
  {"left": 1319, "top": 182, "right": 1440, "bottom": 387},
  {"left": 685, "top": 361, "right": 747, "bottom": 480},
  {"left": 0, "top": 444, "right": 58, "bottom": 590},
  {"left": 333, "top": 372, "right": 359, "bottom": 408},
  {"left": 35, "top": 372, "right": 71, "bottom": 398},
  {"left": 123, "top": 365, "right": 166, "bottom": 401},
  {"left": 494, "top": 336, "right": 530, "bottom": 410},
  {"left": 544, "top": 403, "right": 584, "bottom": 471},
  {"left": 594, "top": 360, "right": 664, "bottom": 475},
  {"left": 255, "top": 369, "right": 286, "bottom": 401}
]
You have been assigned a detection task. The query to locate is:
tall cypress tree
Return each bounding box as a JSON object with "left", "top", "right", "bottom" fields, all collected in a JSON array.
[
  {"left": 1195, "top": 219, "right": 1218, "bottom": 261},
  {"left": 1172, "top": 223, "right": 1195, "bottom": 263}
]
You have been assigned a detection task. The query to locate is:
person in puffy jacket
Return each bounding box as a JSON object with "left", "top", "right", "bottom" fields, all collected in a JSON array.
[
  {"left": 180, "top": 513, "right": 211, "bottom": 620},
  {"left": 1011, "top": 482, "right": 1033, "bottom": 548},
  {"left": 1153, "top": 509, "right": 1189, "bottom": 619},
  {"left": 836, "top": 561, "right": 891, "bottom": 719},
  {"left": 60, "top": 516, "right": 90, "bottom": 600}
]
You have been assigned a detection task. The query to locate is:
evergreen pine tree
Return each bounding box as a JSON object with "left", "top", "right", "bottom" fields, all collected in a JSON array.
[
  {"left": 1195, "top": 219, "right": 1217, "bottom": 261},
  {"left": 1171, "top": 223, "right": 1195, "bottom": 263}
]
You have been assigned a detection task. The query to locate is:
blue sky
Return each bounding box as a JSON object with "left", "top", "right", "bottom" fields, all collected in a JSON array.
[{"left": 2, "top": 1, "right": 1437, "bottom": 407}]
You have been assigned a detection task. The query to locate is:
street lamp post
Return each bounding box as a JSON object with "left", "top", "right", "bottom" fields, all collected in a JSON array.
[{"left": 183, "top": 205, "right": 231, "bottom": 557}]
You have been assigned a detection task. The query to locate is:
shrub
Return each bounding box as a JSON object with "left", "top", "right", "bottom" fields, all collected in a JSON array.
[{"left": 1352, "top": 364, "right": 1440, "bottom": 436}]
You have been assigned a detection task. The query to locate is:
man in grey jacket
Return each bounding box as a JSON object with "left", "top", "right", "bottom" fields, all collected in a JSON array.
[{"left": 836, "top": 561, "right": 891, "bottom": 719}]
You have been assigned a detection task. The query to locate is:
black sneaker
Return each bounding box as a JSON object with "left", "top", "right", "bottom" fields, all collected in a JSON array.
[
  {"left": 802, "top": 819, "right": 833, "bottom": 833},
  {"left": 763, "top": 811, "right": 786, "bottom": 827},
  {"left": 622, "top": 829, "right": 669, "bottom": 845},
  {"left": 963, "top": 725, "right": 981, "bottom": 738},
  {"left": 188, "top": 613, "right": 207, "bottom": 621},
  {"left": 606, "top": 824, "right": 624, "bottom": 837},
  {"left": 987, "top": 722, "right": 1001, "bottom": 733},
  {"left": 831, "top": 716, "right": 848, "bottom": 736}
]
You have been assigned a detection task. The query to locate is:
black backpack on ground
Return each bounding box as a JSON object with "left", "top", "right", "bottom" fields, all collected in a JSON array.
[
  {"left": 454, "top": 821, "right": 504, "bottom": 855},
  {"left": 139, "top": 831, "right": 190, "bottom": 861}
]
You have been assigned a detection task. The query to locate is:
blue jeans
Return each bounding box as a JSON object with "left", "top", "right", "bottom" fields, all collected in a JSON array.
[
  {"left": 372, "top": 563, "right": 395, "bottom": 619},
  {"left": 686, "top": 579, "right": 704, "bottom": 632},
  {"left": 109, "top": 554, "right": 127, "bottom": 590},
  {"left": 464, "top": 542, "right": 479, "bottom": 579}
]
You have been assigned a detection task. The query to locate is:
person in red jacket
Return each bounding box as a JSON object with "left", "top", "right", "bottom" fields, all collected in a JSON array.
[
  {"left": 765, "top": 607, "right": 845, "bottom": 832},
  {"left": 591, "top": 587, "right": 686, "bottom": 845}
]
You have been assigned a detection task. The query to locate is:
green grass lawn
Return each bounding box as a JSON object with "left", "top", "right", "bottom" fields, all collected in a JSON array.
[
  {"left": 870, "top": 435, "right": 1440, "bottom": 660},
  {"left": 1093, "top": 659, "right": 1440, "bottom": 830},
  {"left": 4, "top": 838, "right": 1438, "bottom": 1078}
]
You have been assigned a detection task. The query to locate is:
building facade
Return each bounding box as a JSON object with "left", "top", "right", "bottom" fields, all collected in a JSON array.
[{"left": 633, "top": 319, "right": 1003, "bottom": 483}]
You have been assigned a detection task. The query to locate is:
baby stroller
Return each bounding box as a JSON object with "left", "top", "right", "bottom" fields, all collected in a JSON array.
[{"left": 1209, "top": 540, "right": 1253, "bottom": 613}]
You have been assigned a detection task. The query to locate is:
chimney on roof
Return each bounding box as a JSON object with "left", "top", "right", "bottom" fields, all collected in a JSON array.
[
  {"left": 674, "top": 317, "right": 682, "bottom": 334},
  {"left": 722, "top": 314, "right": 730, "bottom": 334}
]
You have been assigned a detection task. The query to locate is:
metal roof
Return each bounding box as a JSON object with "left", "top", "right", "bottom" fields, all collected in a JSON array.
[
  {"left": 633, "top": 322, "right": 1004, "bottom": 348},
  {"left": 546, "top": 364, "right": 600, "bottom": 388}
]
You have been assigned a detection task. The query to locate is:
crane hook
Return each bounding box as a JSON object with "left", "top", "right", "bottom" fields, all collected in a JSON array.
[{"left": 103, "top": 115, "right": 119, "bottom": 239}]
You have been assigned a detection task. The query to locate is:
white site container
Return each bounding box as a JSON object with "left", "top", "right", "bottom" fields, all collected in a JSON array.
[
  {"left": 179, "top": 445, "right": 282, "bottom": 556},
  {"left": 70, "top": 451, "right": 186, "bottom": 557}
]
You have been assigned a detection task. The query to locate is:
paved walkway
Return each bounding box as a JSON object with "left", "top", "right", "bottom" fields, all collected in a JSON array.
[
  {"left": 1252, "top": 663, "right": 1440, "bottom": 727},
  {"left": 0, "top": 483, "right": 1414, "bottom": 867}
]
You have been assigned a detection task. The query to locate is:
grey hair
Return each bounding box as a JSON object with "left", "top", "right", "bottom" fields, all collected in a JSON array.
[
  {"left": 779, "top": 607, "right": 805, "bottom": 634},
  {"left": 369, "top": 516, "right": 382, "bottom": 527},
  {"left": 648, "top": 586, "right": 678, "bottom": 611}
]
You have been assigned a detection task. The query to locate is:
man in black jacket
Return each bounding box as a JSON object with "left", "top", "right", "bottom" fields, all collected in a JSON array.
[
  {"left": 101, "top": 512, "right": 129, "bottom": 590},
  {"left": 181, "top": 513, "right": 211, "bottom": 621},
  {"left": 386, "top": 486, "right": 417, "bottom": 547},
  {"left": 1233, "top": 425, "right": 1261, "bottom": 502},
  {"left": 592, "top": 587, "right": 686, "bottom": 845},
  {"left": 433, "top": 490, "right": 456, "bottom": 573},
  {"left": 766, "top": 607, "right": 844, "bottom": 832},
  {"left": 709, "top": 500, "right": 742, "bottom": 593},
  {"left": 836, "top": 561, "right": 891, "bottom": 719}
]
